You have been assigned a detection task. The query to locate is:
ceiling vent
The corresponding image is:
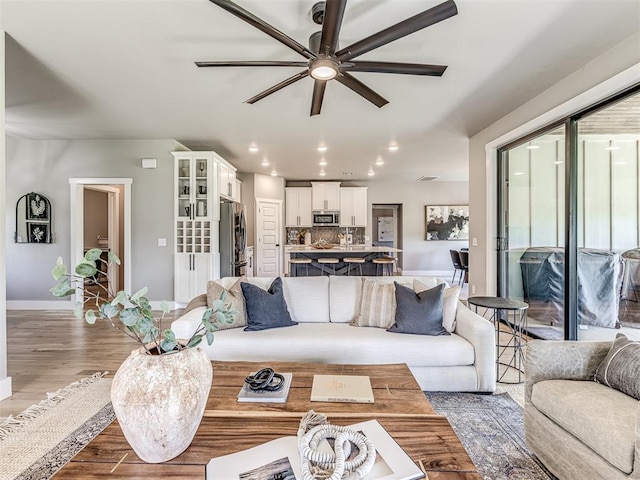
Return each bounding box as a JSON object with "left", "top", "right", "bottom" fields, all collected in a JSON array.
[{"left": 416, "top": 176, "right": 439, "bottom": 182}]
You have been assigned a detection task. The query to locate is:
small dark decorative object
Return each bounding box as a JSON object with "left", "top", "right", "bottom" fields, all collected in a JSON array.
[{"left": 244, "top": 368, "right": 285, "bottom": 392}]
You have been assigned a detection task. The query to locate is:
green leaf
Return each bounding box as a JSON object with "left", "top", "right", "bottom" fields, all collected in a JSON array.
[
  {"left": 205, "top": 331, "right": 214, "bottom": 345},
  {"left": 73, "top": 301, "right": 84, "bottom": 319},
  {"left": 160, "top": 339, "right": 177, "bottom": 352},
  {"left": 201, "top": 308, "right": 213, "bottom": 322},
  {"left": 107, "top": 251, "right": 121, "bottom": 265},
  {"left": 211, "top": 299, "right": 225, "bottom": 311},
  {"left": 51, "top": 263, "right": 66, "bottom": 281},
  {"left": 85, "top": 310, "right": 97, "bottom": 325},
  {"left": 119, "top": 308, "right": 142, "bottom": 327},
  {"left": 75, "top": 261, "right": 97, "bottom": 278},
  {"left": 111, "top": 291, "right": 127, "bottom": 306},
  {"left": 100, "top": 303, "right": 119, "bottom": 319},
  {"left": 219, "top": 290, "right": 227, "bottom": 303},
  {"left": 163, "top": 329, "right": 176, "bottom": 343},
  {"left": 216, "top": 311, "right": 227, "bottom": 324},
  {"left": 161, "top": 301, "right": 170, "bottom": 314},
  {"left": 187, "top": 335, "right": 203, "bottom": 348},
  {"left": 50, "top": 281, "right": 75, "bottom": 298},
  {"left": 130, "top": 287, "right": 148, "bottom": 303},
  {"left": 84, "top": 248, "right": 104, "bottom": 262}
]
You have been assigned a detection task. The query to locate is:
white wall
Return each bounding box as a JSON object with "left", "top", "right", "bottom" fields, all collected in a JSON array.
[
  {"left": 469, "top": 32, "right": 640, "bottom": 296},
  {"left": 1, "top": 28, "right": 12, "bottom": 401},
  {"left": 5, "top": 138, "right": 181, "bottom": 303},
  {"left": 83, "top": 189, "right": 108, "bottom": 249}
]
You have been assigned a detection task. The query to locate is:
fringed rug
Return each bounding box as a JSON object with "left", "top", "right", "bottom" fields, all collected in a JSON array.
[
  {"left": 0, "top": 373, "right": 115, "bottom": 480},
  {"left": 426, "top": 392, "right": 557, "bottom": 480}
]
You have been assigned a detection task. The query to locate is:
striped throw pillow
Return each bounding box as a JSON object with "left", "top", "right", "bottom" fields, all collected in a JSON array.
[
  {"left": 595, "top": 334, "right": 640, "bottom": 400},
  {"left": 351, "top": 278, "right": 396, "bottom": 328}
]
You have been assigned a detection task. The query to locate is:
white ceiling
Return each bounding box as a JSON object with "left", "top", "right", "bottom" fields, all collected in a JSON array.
[{"left": 3, "top": 0, "right": 639, "bottom": 181}]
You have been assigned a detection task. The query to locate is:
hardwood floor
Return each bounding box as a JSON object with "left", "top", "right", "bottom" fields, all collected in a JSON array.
[{"left": 0, "top": 309, "right": 182, "bottom": 419}]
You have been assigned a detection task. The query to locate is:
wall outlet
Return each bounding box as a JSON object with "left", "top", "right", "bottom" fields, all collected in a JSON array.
[
  {"left": 157, "top": 238, "right": 167, "bottom": 247},
  {"left": 471, "top": 285, "right": 476, "bottom": 295}
]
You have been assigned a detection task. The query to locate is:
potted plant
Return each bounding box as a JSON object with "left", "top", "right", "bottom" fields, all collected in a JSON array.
[{"left": 51, "top": 248, "right": 236, "bottom": 463}]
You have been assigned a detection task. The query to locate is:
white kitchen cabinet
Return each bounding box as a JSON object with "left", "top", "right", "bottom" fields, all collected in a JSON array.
[
  {"left": 234, "top": 178, "right": 242, "bottom": 203},
  {"left": 285, "top": 187, "right": 312, "bottom": 227},
  {"left": 311, "top": 182, "right": 340, "bottom": 211},
  {"left": 219, "top": 160, "right": 239, "bottom": 201},
  {"left": 173, "top": 151, "right": 220, "bottom": 304},
  {"left": 340, "top": 187, "right": 368, "bottom": 227}
]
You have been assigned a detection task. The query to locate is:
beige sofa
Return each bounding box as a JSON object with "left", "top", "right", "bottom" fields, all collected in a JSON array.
[
  {"left": 171, "top": 275, "right": 496, "bottom": 392},
  {"left": 525, "top": 339, "right": 640, "bottom": 479}
]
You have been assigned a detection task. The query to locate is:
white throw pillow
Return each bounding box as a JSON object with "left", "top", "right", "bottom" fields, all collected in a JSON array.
[
  {"left": 414, "top": 280, "right": 460, "bottom": 332},
  {"left": 351, "top": 278, "right": 396, "bottom": 328}
]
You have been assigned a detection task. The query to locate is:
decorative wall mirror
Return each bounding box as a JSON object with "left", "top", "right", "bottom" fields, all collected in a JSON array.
[{"left": 15, "top": 192, "right": 53, "bottom": 243}]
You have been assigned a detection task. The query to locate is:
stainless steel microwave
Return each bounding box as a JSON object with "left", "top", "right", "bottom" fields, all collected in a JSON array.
[{"left": 313, "top": 212, "right": 339, "bottom": 226}]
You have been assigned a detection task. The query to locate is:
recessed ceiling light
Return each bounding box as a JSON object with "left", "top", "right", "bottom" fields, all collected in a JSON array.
[
  {"left": 554, "top": 161, "right": 564, "bottom": 164},
  {"left": 375, "top": 157, "right": 384, "bottom": 166},
  {"left": 368, "top": 170, "right": 375, "bottom": 176},
  {"left": 387, "top": 144, "right": 399, "bottom": 152},
  {"left": 513, "top": 172, "right": 525, "bottom": 176},
  {"left": 605, "top": 146, "right": 621, "bottom": 150},
  {"left": 319, "top": 158, "right": 328, "bottom": 166},
  {"left": 614, "top": 161, "right": 628, "bottom": 165},
  {"left": 261, "top": 158, "right": 270, "bottom": 166},
  {"left": 319, "top": 171, "right": 326, "bottom": 177},
  {"left": 248, "top": 144, "right": 259, "bottom": 153},
  {"left": 317, "top": 145, "right": 328, "bottom": 152},
  {"left": 270, "top": 170, "right": 277, "bottom": 176},
  {"left": 526, "top": 145, "right": 540, "bottom": 150}
]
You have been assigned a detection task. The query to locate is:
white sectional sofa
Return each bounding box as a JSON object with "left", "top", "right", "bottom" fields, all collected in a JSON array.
[{"left": 171, "top": 275, "right": 496, "bottom": 392}]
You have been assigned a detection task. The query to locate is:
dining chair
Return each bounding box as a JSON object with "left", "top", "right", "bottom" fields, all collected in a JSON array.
[
  {"left": 449, "top": 250, "right": 464, "bottom": 285},
  {"left": 458, "top": 250, "right": 469, "bottom": 284}
]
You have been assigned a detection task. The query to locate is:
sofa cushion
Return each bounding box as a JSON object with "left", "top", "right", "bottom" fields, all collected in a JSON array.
[
  {"left": 351, "top": 279, "right": 395, "bottom": 328},
  {"left": 531, "top": 379, "right": 637, "bottom": 474},
  {"left": 281, "top": 276, "right": 330, "bottom": 323},
  {"left": 206, "top": 278, "right": 247, "bottom": 330},
  {"left": 388, "top": 282, "right": 448, "bottom": 336},
  {"left": 241, "top": 278, "right": 298, "bottom": 331},
  {"left": 414, "top": 280, "right": 460, "bottom": 332},
  {"left": 595, "top": 333, "right": 640, "bottom": 400}
]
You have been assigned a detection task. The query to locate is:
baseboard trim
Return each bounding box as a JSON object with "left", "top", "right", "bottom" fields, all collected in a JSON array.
[
  {"left": 7, "top": 300, "right": 179, "bottom": 311},
  {"left": 0, "top": 376, "right": 12, "bottom": 401}
]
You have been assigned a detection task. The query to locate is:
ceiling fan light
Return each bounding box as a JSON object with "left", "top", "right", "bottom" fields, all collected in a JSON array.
[
  {"left": 310, "top": 59, "right": 338, "bottom": 80},
  {"left": 319, "top": 159, "right": 328, "bottom": 166}
]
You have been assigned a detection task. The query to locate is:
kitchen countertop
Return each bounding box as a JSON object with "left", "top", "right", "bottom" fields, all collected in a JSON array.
[{"left": 285, "top": 245, "right": 402, "bottom": 253}]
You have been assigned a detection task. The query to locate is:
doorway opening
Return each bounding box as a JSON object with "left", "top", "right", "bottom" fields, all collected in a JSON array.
[
  {"left": 70, "top": 178, "right": 132, "bottom": 302},
  {"left": 372, "top": 204, "right": 402, "bottom": 273}
]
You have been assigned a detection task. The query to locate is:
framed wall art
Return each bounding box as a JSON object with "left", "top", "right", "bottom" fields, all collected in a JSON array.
[
  {"left": 15, "top": 192, "right": 53, "bottom": 243},
  {"left": 425, "top": 205, "right": 469, "bottom": 241}
]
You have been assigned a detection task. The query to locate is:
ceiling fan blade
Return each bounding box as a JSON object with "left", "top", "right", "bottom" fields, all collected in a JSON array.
[
  {"left": 209, "top": 0, "right": 317, "bottom": 60},
  {"left": 336, "top": 0, "right": 458, "bottom": 61},
  {"left": 196, "top": 60, "right": 309, "bottom": 68},
  {"left": 245, "top": 70, "right": 309, "bottom": 104},
  {"left": 310, "top": 80, "right": 327, "bottom": 116},
  {"left": 319, "top": 0, "right": 347, "bottom": 55},
  {"left": 335, "top": 72, "right": 388, "bottom": 108},
  {"left": 346, "top": 61, "right": 447, "bottom": 76}
]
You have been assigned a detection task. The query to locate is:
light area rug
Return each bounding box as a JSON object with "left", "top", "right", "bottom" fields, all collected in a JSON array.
[
  {"left": 0, "top": 373, "right": 114, "bottom": 480},
  {"left": 426, "top": 391, "right": 557, "bottom": 480}
]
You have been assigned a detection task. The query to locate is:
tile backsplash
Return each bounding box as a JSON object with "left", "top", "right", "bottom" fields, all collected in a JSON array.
[{"left": 286, "top": 227, "right": 365, "bottom": 245}]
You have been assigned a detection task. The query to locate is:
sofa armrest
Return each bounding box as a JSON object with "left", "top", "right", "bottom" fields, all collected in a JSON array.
[
  {"left": 454, "top": 301, "right": 496, "bottom": 392},
  {"left": 171, "top": 306, "right": 208, "bottom": 341},
  {"left": 524, "top": 339, "right": 611, "bottom": 403}
]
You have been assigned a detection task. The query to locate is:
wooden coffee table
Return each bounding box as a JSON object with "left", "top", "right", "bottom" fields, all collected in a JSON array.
[{"left": 55, "top": 361, "right": 480, "bottom": 479}]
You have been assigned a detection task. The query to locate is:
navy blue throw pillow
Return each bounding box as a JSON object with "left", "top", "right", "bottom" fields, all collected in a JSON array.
[
  {"left": 388, "top": 282, "right": 449, "bottom": 336},
  {"left": 241, "top": 278, "right": 298, "bottom": 331}
]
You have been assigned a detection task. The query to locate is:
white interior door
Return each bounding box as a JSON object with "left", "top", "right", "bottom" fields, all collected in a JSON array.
[{"left": 256, "top": 199, "right": 282, "bottom": 277}]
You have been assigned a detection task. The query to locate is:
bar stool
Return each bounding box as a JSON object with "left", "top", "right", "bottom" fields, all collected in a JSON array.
[
  {"left": 343, "top": 257, "right": 365, "bottom": 276},
  {"left": 372, "top": 256, "right": 395, "bottom": 276},
  {"left": 289, "top": 258, "right": 312, "bottom": 276},
  {"left": 317, "top": 257, "right": 339, "bottom": 275}
]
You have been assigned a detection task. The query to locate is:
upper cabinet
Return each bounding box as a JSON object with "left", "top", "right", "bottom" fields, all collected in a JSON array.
[
  {"left": 175, "top": 153, "right": 218, "bottom": 222},
  {"left": 219, "top": 160, "right": 240, "bottom": 202},
  {"left": 340, "top": 187, "right": 368, "bottom": 227},
  {"left": 285, "top": 187, "right": 312, "bottom": 227},
  {"left": 311, "top": 182, "right": 341, "bottom": 211}
]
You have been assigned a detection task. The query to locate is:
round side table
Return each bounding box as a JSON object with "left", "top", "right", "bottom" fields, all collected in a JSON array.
[{"left": 467, "top": 296, "right": 529, "bottom": 384}]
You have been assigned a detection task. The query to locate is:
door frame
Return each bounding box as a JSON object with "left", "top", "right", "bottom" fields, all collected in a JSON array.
[
  {"left": 255, "top": 197, "right": 283, "bottom": 277},
  {"left": 70, "top": 178, "right": 132, "bottom": 301}
]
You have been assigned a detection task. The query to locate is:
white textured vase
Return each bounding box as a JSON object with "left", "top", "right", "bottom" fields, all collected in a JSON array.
[{"left": 111, "top": 345, "right": 213, "bottom": 463}]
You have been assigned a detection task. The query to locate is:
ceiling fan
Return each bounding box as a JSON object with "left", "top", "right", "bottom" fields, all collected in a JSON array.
[{"left": 197, "top": 0, "right": 458, "bottom": 116}]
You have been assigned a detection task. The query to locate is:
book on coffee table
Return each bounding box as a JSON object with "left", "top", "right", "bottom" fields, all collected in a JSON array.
[
  {"left": 237, "top": 372, "right": 293, "bottom": 403},
  {"left": 310, "top": 374, "right": 375, "bottom": 403},
  {"left": 206, "top": 419, "right": 425, "bottom": 480}
]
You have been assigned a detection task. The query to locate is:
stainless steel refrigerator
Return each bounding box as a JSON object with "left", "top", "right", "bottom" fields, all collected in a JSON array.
[{"left": 219, "top": 200, "right": 247, "bottom": 277}]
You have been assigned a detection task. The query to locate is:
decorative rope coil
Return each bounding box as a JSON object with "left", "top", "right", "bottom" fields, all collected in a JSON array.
[{"left": 297, "top": 411, "right": 376, "bottom": 480}]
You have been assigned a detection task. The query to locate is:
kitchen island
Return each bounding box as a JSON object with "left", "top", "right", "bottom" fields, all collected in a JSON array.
[{"left": 286, "top": 245, "right": 402, "bottom": 276}]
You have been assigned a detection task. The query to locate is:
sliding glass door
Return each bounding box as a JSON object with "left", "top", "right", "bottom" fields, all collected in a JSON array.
[{"left": 498, "top": 86, "right": 640, "bottom": 341}]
